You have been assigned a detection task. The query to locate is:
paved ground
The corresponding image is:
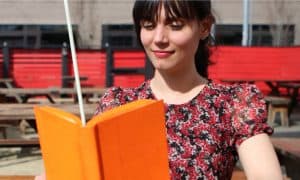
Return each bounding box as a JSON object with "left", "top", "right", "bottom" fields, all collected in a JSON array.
[
  {"left": 0, "top": 127, "right": 43, "bottom": 176},
  {"left": 0, "top": 105, "right": 300, "bottom": 176},
  {"left": 0, "top": 148, "right": 43, "bottom": 175}
]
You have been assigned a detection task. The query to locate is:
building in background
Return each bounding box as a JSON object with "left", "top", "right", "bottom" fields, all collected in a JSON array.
[{"left": 0, "top": 0, "right": 299, "bottom": 49}]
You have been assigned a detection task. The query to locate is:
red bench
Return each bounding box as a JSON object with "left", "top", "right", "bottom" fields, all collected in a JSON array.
[{"left": 208, "top": 46, "right": 300, "bottom": 95}]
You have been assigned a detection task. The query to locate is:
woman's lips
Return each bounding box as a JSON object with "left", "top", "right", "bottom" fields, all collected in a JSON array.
[{"left": 152, "top": 50, "right": 174, "bottom": 59}]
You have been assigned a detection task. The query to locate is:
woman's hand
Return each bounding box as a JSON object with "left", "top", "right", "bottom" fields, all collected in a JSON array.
[{"left": 34, "top": 173, "right": 46, "bottom": 180}]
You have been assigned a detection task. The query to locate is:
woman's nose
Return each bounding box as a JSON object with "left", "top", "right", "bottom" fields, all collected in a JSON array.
[{"left": 153, "top": 25, "right": 168, "bottom": 44}]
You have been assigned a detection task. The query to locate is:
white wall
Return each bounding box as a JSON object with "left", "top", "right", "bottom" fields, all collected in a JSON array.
[{"left": 0, "top": 0, "right": 299, "bottom": 47}]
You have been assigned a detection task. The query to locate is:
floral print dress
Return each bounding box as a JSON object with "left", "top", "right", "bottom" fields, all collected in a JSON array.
[{"left": 94, "top": 80, "right": 273, "bottom": 180}]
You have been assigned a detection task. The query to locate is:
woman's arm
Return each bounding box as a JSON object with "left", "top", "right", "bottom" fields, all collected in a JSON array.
[{"left": 237, "top": 133, "right": 283, "bottom": 180}]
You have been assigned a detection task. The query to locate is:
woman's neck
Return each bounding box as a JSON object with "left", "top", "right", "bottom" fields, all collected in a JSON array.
[{"left": 150, "top": 68, "right": 207, "bottom": 104}]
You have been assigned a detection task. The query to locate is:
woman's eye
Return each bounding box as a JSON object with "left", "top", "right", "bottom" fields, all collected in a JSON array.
[
  {"left": 170, "top": 21, "right": 184, "bottom": 30},
  {"left": 141, "top": 21, "right": 155, "bottom": 30}
]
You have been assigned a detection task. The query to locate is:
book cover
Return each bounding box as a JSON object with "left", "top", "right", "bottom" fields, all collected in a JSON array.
[{"left": 34, "top": 99, "right": 170, "bottom": 180}]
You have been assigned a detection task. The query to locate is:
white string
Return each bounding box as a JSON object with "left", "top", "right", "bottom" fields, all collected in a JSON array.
[{"left": 63, "top": 0, "right": 86, "bottom": 126}]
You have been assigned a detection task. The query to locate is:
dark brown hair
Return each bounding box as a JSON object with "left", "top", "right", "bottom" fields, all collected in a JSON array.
[{"left": 133, "top": 0, "right": 215, "bottom": 78}]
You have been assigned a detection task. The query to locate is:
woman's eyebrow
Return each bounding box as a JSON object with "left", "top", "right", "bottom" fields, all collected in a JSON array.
[{"left": 165, "top": 16, "right": 185, "bottom": 23}]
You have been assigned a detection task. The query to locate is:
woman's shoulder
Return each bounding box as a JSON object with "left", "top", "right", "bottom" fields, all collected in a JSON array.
[
  {"left": 208, "top": 80, "right": 259, "bottom": 91},
  {"left": 101, "top": 86, "right": 135, "bottom": 99},
  {"left": 208, "top": 80, "right": 264, "bottom": 100},
  {"left": 94, "top": 81, "right": 150, "bottom": 115},
  {"left": 204, "top": 80, "right": 266, "bottom": 111},
  {"left": 208, "top": 81, "right": 272, "bottom": 146},
  {"left": 101, "top": 81, "right": 150, "bottom": 99}
]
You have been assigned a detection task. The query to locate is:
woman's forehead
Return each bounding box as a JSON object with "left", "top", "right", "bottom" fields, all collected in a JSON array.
[{"left": 140, "top": 2, "right": 195, "bottom": 22}]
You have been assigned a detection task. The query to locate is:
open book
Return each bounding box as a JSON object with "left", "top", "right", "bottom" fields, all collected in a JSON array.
[{"left": 34, "top": 99, "right": 170, "bottom": 180}]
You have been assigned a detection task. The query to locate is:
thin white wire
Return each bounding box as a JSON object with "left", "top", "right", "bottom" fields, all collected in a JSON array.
[{"left": 63, "top": 0, "right": 86, "bottom": 126}]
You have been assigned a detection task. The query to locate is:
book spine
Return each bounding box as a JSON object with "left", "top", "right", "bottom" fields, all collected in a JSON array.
[{"left": 79, "top": 126, "right": 103, "bottom": 180}]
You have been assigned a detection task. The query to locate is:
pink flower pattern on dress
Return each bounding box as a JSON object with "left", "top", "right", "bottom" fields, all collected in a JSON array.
[{"left": 94, "top": 80, "right": 273, "bottom": 180}]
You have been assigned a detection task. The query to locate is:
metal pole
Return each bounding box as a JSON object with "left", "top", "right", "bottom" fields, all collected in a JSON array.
[
  {"left": 63, "top": 0, "right": 86, "bottom": 126},
  {"left": 105, "top": 43, "right": 113, "bottom": 87},
  {"left": 61, "top": 42, "right": 69, "bottom": 88},
  {"left": 248, "top": 1, "right": 252, "bottom": 46},
  {"left": 242, "top": 0, "right": 249, "bottom": 46},
  {"left": 2, "top": 42, "right": 10, "bottom": 78}
]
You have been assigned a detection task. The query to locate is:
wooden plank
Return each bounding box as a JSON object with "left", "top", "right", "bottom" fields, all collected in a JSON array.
[
  {"left": 0, "top": 88, "right": 56, "bottom": 95},
  {"left": 271, "top": 138, "right": 300, "bottom": 159},
  {"left": 0, "top": 139, "right": 39, "bottom": 147},
  {"left": 59, "top": 87, "right": 107, "bottom": 94},
  {"left": 0, "top": 78, "right": 13, "bottom": 83},
  {"left": 0, "top": 103, "right": 97, "bottom": 120},
  {"left": 265, "top": 96, "right": 291, "bottom": 105},
  {"left": 0, "top": 87, "right": 106, "bottom": 103},
  {"left": 271, "top": 138, "right": 300, "bottom": 180},
  {"left": 0, "top": 88, "right": 107, "bottom": 96},
  {"left": 0, "top": 176, "right": 34, "bottom": 180},
  {"left": 0, "top": 88, "right": 106, "bottom": 96}
]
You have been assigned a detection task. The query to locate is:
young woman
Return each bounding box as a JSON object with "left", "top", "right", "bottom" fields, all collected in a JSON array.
[
  {"left": 95, "top": 0, "right": 283, "bottom": 179},
  {"left": 36, "top": 0, "right": 282, "bottom": 179}
]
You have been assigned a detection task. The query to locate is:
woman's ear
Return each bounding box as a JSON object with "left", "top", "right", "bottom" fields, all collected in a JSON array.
[{"left": 199, "top": 15, "right": 214, "bottom": 40}]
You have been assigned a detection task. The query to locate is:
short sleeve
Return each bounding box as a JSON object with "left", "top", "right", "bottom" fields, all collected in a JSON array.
[
  {"left": 231, "top": 84, "right": 273, "bottom": 147},
  {"left": 93, "top": 87, "right": 124, "bottom": 116}
]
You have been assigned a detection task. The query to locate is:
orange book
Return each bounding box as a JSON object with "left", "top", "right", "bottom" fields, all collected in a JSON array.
[{"left": 34, "top": 99, "right": 170, "bottom": 180}]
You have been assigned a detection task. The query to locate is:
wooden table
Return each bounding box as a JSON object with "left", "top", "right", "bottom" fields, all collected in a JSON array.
[
  {"left": 0, "top": 176, "right": 34, "bottom": 180},
  {"left": 0, "top": 87, "right": 107, "bottom": 103},
  {"left": 0, "top": 103, "right": 97, "bottom": 121},
  {"left": 0, "top": 103, "right": 98, "bottom": 147},
  {"left": 271, "top": 138, "right": 300, "bottom": 179},
  {"left": 0, "top": 88, "right": 57, "bottom": 103},
  {"left": 0, "top": 78, "right": 13, "bottom": 87},
  {"left": 58, "top": 87, "right": 106, "bottom": 95},
  {"left": 278, "top": 82, "right": 300, "bottom": 107},
  {"left": 271, "top": 138, "right": 300, "bottom": 158},
  {"left": 0, "top": 78, "right": 23, "bottom": 103},
  {"left": 221, "top": 79, "right": 300, "bottom": 115},
  {"left": 220, "top": 79, "right": 300, "bottom": 96}
]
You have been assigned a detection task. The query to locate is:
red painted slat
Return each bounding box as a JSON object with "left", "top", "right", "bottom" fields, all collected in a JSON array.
[
  {"left": 210, "top": 46, "right": 300, "bottom": 80},
  {"left": 112, "top": 51, "right": 146, "bottom": 87},
  {"left": 114, "top": 75, "right": 145, "bottom": 88},
  {"left": 11, "top": 49, "right": 62, "bottom": 88},
  {"left": 113, "top": 51, "right": 145, "bottom": 58},
  {"left": 209, "top": 46, "right": 300, "bottom": 93},
  {"left": 113, "top": 51, "right": 145, "bottom": 68},
  {"left": 69, "top": 51, "right": 107, "bottom": 87},
  {"left": 4, "top": 46, "right": 300, "bottom": 92}
]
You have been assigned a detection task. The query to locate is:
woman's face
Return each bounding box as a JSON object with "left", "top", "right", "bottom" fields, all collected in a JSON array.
[{"left": 140, "top": 6, "right": 207, "bottom": 74}]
